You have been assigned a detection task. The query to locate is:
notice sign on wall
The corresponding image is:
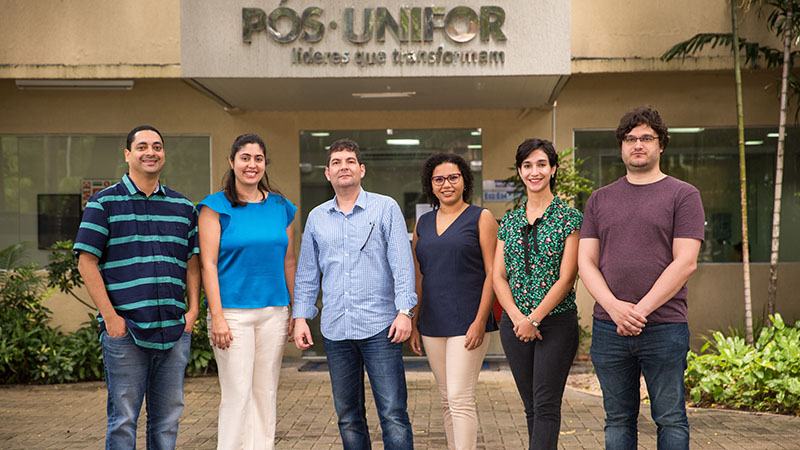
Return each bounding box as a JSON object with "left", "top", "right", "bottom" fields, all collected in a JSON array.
[
  {"left": 482, "top": 180, "right": 515, "bottom": 203},
  {"left": 81, "top": 179, "right": 115, "bottom": 209}
]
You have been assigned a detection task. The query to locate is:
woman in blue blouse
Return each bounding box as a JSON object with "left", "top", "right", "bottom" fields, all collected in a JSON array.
[
  {"left": 198, "top": 134, "right": 297, "bottom": 450},
  {"left": 493, "top": 139, "right": 582, "bottom": 450},
  {"left": 410, "top": 153, "right": 498, "bottom": 450}
]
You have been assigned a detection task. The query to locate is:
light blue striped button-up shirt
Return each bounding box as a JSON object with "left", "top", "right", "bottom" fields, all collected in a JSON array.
[{"left": 293, "top": 189, "right": 417, "bottom": 341}]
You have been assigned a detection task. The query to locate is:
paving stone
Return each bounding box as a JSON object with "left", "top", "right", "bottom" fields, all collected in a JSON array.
[{"left": 2, "top": 359, "right": 800, "bottom": 449}]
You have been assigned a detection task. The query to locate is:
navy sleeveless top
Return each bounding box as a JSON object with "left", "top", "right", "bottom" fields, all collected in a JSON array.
[{"left": 415, "top": 205, "right": 499, "bottom": 337}]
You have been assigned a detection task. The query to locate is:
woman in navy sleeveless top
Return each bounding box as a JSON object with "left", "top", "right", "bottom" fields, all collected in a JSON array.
[{"left": 410, "top": 153, "right": 498, "bottom": 450}]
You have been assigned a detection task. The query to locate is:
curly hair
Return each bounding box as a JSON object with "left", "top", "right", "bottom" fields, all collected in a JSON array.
[
  {"left": 615, "top": 106, "right": 670, "bottom": 150},
  {"left": 421, "top": 153, "right": 473, "bottom": 208}
]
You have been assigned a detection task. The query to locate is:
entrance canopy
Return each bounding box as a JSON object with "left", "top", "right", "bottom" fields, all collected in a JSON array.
[{"left": 181, "top": 0, "right": 570, "bottom": 111}]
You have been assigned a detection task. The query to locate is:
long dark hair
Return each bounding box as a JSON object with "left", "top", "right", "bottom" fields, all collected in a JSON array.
[
  {"left": 420, "top": 153, "right": 473, "bottom": 208},
  {"left": 223, "top": 134, "right": 282, "bottom": 207}
]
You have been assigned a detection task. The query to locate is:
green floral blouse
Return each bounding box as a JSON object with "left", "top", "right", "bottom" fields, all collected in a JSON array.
[{"left": 497, "top": 197, "right": 583, "bottom": 316}]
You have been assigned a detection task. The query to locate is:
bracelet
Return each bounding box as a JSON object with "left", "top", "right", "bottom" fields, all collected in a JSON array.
[{"left": 526, "top": 315, "right": 540, "bottom": 328}]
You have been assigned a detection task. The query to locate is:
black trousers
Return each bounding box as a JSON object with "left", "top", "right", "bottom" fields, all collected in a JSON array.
[{"left": 499, "top": 310, "right": 579, "bottom": 450}]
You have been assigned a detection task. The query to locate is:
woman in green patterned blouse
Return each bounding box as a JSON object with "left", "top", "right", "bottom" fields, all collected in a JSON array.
[{"left": 493, "top": 138, "right": 582, "bottom": 450}]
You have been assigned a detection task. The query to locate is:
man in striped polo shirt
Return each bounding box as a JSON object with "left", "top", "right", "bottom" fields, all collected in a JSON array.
[{"left": 74, "top": 125, "right": 201, "bottom": 449}]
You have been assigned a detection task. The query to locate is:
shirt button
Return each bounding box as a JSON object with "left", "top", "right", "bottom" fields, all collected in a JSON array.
[
  {"left": 345, "top": 253, "right": 349, "bottom": 256},
  {"left": 345, "top": 235, "right": 348, "bottom": 238},
  {"left": 345, "top": 272, "right": 349, "bottom": 276}
]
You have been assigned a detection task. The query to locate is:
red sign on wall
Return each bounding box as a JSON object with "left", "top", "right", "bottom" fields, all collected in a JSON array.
[{"left": 81, "top": 179, "right": 114, "bottom": 209}]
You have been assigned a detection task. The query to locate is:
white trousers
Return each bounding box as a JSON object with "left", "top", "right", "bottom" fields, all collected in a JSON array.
[
  {"left": 208, "top": 306, "right": 289, "bottom": 450},
  {"left": 422, "top": 334, "right": 490, "bottom": 450}
]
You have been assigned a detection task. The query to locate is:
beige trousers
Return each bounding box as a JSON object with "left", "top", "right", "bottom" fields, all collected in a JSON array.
[
  {"left": 209, "top": 306, "right": 289, "bottom": 450},
  {"left": 422, "top": 334, "right": 490, "bottom": 450}
]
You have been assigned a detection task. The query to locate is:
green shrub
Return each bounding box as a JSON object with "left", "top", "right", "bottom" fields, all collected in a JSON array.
[
  {"left": 685, "top": 314, "right": 800, "bottom": 414},
  {"left": 186, "top": 306, "right": 217, "bottom": 376},
  {"left": 1, "top": 241, "right": 215, "bottom": 384}
]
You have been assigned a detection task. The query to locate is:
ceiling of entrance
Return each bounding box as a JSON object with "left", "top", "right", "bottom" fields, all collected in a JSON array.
[{"left": 186, "top": 75, "right": 566, "bottom": 111}]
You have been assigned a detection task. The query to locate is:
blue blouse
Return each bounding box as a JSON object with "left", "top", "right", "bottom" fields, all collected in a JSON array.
[{"left": 198, "top": 191, "right": 297, "bottom": 309}]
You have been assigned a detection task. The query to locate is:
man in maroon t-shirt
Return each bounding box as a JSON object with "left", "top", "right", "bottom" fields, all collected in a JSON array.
[{"left": 578, "top": 106, "right": 705, "bottom": 450}]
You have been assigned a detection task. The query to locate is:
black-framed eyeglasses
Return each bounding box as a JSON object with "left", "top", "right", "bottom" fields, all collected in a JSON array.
[
  {"left": 431, "top": 173, "right": 462, "bottom": 186},
  {"left": 622, "top": 135, "right": 658, "bottom": 144}
]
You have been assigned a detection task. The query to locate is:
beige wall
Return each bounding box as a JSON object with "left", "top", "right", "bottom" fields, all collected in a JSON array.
[
  {"left": 3, "top": 0, "right": 786, "bottom": 78},
  {"left": 0, "top": 0, "right": 180, "bottom": 68}
]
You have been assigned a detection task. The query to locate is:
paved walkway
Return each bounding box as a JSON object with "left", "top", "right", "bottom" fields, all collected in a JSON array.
[{"left": 2, "top": 360, "right": 799, "bottom": 449}]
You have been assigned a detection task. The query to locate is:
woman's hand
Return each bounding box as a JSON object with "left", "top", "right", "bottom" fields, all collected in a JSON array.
[
  {"left": 211, "top": 313, "right": 234, "bottom": 349},
  {"left": 513, "top": 319, "right": 543, "bottom": 343},
  {"left": 464, "top": 319, "right": 486, "bottom": 350},
  {"left": 409, "top": 326, "right": 423, "bottom": 356}
]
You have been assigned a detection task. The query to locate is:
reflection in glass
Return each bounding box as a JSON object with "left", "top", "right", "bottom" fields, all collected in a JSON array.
[
  {"left": 575, "top": 127, "right": 800, "bottom": 262},
  {"left": 0, "top": 135, "right": 210, "bottom": 264}
]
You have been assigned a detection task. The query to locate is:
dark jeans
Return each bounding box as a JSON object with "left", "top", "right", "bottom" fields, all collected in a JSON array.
[
  {"left": 322, "top": 326, "right": 413, "bottom": 450},
  {"left": 499, "top": 310, "right": 579, "bottom": 450},
  {"left": 591, "top": 318, "right": 690, "bottom": 450}
]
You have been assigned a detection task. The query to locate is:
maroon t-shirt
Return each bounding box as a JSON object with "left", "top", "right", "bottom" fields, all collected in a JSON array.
[{"left": 580, "top": 176, "right": 705, "bottom": 323}]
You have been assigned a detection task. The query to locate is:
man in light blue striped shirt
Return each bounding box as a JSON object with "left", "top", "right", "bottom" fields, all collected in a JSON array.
[{"left": 294, "top": 138, "right": 417, "bottom": 450}]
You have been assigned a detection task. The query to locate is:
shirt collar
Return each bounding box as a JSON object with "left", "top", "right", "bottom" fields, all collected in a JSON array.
[
  {"left": 121, "top": 173, "right": 164, "bottom": 197},
  {"left": 328, "top": 188, "right": 367, "bottom": 214},
  {"left": 521, "top": 196, "right": 559, "bottom": 223}
]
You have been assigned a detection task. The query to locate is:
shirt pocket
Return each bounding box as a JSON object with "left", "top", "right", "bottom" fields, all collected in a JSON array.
[{"left": 354, "top": 222, "right": 380, "bottom": 255}]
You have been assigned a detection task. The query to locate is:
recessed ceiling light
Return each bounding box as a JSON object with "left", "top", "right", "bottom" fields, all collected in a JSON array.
[
  {"left": 310, "top": 132, "right": 330, "bottom": 137},
  {"left": 670, "top": 128, "right": 705, "bottom": 133},
  {"left": 468, "top": 144, "right": 482, "bottom": 149},
  {"left": 386, "top": 139, "right": 420, "bottom": 145},
  {"left": 352, "top": 91, "right": 416, "bottom": 99},
  {"left": 15, "top": 79, "right": 134, "bottom": 90}
]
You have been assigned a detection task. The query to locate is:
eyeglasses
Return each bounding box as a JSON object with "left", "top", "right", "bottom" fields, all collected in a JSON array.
[
  {"left": 622, "top": 135, "right": 658, "bottom": 144},
  {"left": 431, "top": 173, "right": 462, "bottom": 186}
]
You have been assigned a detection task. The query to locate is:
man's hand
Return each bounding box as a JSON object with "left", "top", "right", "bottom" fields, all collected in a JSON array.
[
  {"left": 293, "top": 318, "right": 314, "bottom": 350},
  {"left": 606, "top": 299, "right": 647, "bottom": 336},
  {"left": 183, "top": 308, "right": 199, "bottom": 333},
  {"left": 105, "top": 314, "right": 128, "bottom": 337},
  {"left": 388, "top": 314, "right": 412, "bottom": 343}
]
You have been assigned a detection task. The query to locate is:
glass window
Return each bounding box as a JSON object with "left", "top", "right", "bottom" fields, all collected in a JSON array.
[
  {"left": 299, "top": 129, "right": 484, "bottom": 232},
  {"left": 575, "top": 127, "right": 800, "bottom": 262},
  {"left": 0, "top": 135, "right": 211, "bottom": 264}
]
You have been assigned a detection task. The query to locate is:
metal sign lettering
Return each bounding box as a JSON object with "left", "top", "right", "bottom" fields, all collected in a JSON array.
[{"left": 243, "top": 6, "right": 506, "bottom": 45}]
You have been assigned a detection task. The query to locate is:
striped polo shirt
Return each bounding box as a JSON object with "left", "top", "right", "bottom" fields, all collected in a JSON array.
[{"left": 73, "top": 173, "right": 199, "bottom": 352}]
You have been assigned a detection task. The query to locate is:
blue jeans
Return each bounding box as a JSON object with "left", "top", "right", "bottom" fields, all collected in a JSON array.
[
  {"left": 323, "top": 327, "right": 413, "bottom": 450},
  {"left": 101, "top": 330, "right": 191, "bottom": 450},
  {"left": 591, "top": 318, "right": 690, "bottom": 450}
]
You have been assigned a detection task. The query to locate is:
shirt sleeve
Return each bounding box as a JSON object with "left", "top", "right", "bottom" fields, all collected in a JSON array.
[
  {"left": 674, "top": 186, "right": 705, "bottom": 241},
  {"left": 73, "top": 196, "right": 109, "bottom": 258},
  {"left": 566, "top": 208, "right": 583, "bottom": 235},
  {"left": 187, "top": 204, "right": 200, "bottom": 259},
  {"left": 384, "top": 199, "right": 418, "bottom": 310},
  {"left": 285, "top": 198, "right": 298, "bottom": 225},
  {"left": 293, "top": 212, "right": 321, "bottom": 320},
  {"left": 579, "top": 193, "right": 598, "bottom": 239}
]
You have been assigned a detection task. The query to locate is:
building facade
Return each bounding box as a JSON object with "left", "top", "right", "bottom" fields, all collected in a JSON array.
[{"left": 1, "top": 0, "right": 798, "bottom": 354}]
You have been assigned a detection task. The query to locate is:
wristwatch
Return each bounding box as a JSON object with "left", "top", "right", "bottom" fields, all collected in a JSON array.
[
  {"left": 526, "top": 315, "right": 540, "bottom": 327},
  {"left": 399, "top": 308, "right": 415, "bottom": 319}
]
